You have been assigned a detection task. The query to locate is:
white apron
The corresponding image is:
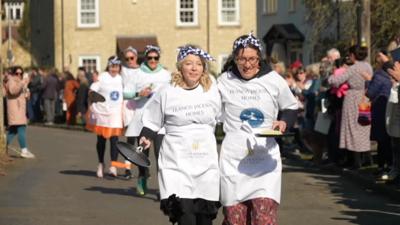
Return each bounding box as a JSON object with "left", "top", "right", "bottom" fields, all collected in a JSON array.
[
  {"left": 142, "top": 83, "right": 221, "bottom": 201},
  {"left": 89, "top": 72, "right": 123, "bottom": 128},
  {"left": 125, "top": 68, "right": 170, "bottom": 137},
  {"left": 217, "top": 70, "right": 298, "bottom": 206}
]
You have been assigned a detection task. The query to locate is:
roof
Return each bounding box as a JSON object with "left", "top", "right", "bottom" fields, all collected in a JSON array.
[
  {"left": 263, "top": 23, "right": 305, "bottom": 43},
  {"left": 116, "top": 36, "right": 159, "bottom": 54}
]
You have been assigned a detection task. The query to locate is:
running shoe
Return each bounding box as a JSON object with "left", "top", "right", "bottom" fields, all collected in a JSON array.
[
  {"left": 20, "top": 150, "right": 35, "bottom": 159},
  {"left": 136, "top": 177, "right": 146, "bottom": 196},
  {"left": 97, "top": 163, "right": 104, "bottom": 178},
  {"left": 108, "top": 166, "right": 117, "bottom": 177},
  {"left": 381, "top": 169, "right": 399, "bottom": 181}
]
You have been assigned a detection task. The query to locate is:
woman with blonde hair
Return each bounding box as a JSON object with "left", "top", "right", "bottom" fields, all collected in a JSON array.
[{"left": 139, "top": 45, "right": 221, "bottom": 225}]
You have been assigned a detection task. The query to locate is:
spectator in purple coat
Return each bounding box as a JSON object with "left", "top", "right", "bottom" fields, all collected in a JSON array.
[{"left": 363, "top": 51, "right": 393, "bottom": 176}]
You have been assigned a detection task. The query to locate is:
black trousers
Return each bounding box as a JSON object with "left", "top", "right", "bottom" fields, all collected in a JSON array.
[
  {"left": 177, "top": 213, "right": 213, "bottom": 225},
  {"left": 96, "top": 135, "right": 118, "bottom": 163},
  {"left": 377, "top": 137, "right": 392, "bottom": 168},
  {"left": 391, "top": 137, "right": 400, "bottom": 172},
  {"left": 127, "top": 134, "right": 164, "bottom": 177},
  {"left": 161, "top": 198, "right": 218, "bottom": 225}
]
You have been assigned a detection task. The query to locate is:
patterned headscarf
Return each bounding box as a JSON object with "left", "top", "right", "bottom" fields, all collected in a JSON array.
[
  {"left": 144, "top": 45, "right": 161, "bottom": 56},
  {"left": 108, "top": 56, "right": 121, "bottom": 66},
  {"left": 124, "top": 46, "right": 138, "bottom": 55},
  {"left": 177, "top": 45, "right": 215, "bottom": 62},
  {"left": 233, "top": 31, "right": 263, "bottom": 52}
]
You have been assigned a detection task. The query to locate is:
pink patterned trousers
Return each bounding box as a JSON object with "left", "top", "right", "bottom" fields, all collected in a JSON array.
[{"left": 222, "top": 197, "right": 278, "bottom": 225}]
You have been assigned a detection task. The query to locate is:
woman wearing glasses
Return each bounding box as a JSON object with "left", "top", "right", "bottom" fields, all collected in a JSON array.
[
  {"left": 217, "top": 33, "right": 298, "bottom": 225},
  {"left": 124, "top": 45, "right": 171, "bottom": 195},
  {"left": 4, "top": 66, "right": 35, "bottom": 158}
]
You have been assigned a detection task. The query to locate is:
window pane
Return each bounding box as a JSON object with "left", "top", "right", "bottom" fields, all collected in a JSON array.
[
  {"left": 9, "top": 8, "right": 13, "bottom": 20},
  {"left": 179, "top": 0, "right": 196, "bottom": 24},
  {"left": 80, "top": 0, "right": 97, "bottom": 25},
  {"left": 222, "top": 10, "right": 236, "bottom": 22},
  {"left": 180, "top": 11, "right": 194, "bottom": 22},
  {"left": 81, "top": 12, "right": 95, "bottom": 24},
  {"left": 82, "top": 58, "right": 97, "bottom": 73},
  {"left": 267, "top": 0, "right": 277, "bottom": 13},
  {"left": 180, "top": 0, "right": 193, "bottom": 9},
  {"left": 81, "top": 0, "right": 95, "bottom": 10},
  {"left": 16, "top": 9, "right": 21, "bottom": 20},
  {"left": 222, "top": 0, "right": 235, "bottom": 9}
]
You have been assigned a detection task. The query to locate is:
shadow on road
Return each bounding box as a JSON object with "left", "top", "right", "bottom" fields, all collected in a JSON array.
[
  {"left": 60, "top": 169, "right": 96, "bottom": 177},
  {"left": 84, "top": 186, "right": 160, "bottom": 202},
  {"left": 283, "top": 159, "right": 400, "bottom": 225}
]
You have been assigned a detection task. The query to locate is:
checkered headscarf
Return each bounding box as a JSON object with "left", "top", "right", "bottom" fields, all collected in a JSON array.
[
  {"left": 177, "top": 45, "right": 215, "bottom": 62},
  {"left": 108, "top": 56, "right": 121, "bottom": 66},
  {"left": 233, "top": 32, "right": 262, "bottom": 52},
  {"left": 144, "top": 45, "right": 161, "bottom": 56}
]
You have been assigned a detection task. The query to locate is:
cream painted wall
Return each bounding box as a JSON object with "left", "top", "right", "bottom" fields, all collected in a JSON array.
[{"left": 54, "top": 0, "right": 256, "bottom": 75}]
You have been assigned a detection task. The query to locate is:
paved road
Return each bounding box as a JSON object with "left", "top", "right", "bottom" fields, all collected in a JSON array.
[{"left": 0, "top": 126, "right": 400, "bottom": 225}]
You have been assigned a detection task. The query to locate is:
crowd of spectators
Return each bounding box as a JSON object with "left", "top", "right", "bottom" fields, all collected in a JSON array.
[
  {"left": 3, "top": 66, "right": 96, "bottom": 127},
  {"left": 274, "top": 44, "right": 400, "bottom": 185}
]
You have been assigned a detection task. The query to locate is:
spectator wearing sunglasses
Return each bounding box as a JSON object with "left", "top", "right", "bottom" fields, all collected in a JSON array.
[
  {"left": 124, "top": 45, "right": 171, "bottom": 196},
  {"left": 4, "top": 66, "right": 35, "bottom": 158}
]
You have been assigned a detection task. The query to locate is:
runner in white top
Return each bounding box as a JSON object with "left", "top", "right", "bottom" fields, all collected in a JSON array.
[
  {"left": 217, "top": 33, "right": 298, "bottom": 225},
  {"left": 120, "top": 46, "right": 140, "bottom": 180},
  {"left": 139, "top": 45, "right": 221, "bottom": 225},
  {"left": 87, "top": 56, "right": 124, "bottom": 178},
  {"left": 123, "top": 45, "right": 171, "bottom": 196}
]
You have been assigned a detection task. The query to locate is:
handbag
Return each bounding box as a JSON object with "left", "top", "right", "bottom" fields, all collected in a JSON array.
[
  {"left": 314, "top": 112, "right": 332, "bottom": 135},
  {"left": 358, "top": 95, "right": 371, "bottom": 126}
]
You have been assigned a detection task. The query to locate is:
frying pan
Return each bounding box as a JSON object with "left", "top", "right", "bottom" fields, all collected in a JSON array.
[{"left": 116, "top": 142, "right": 151, "bottom": 168}]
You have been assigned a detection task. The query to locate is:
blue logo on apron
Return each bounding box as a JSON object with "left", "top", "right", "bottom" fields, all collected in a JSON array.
[
  {"left": 240, "top": 108, "right": 264, "bottom": 128},
  {"left": 110, "top": 91, "right": 119, "bottom": 101}
]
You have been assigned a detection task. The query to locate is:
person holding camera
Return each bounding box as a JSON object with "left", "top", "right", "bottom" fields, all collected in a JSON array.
[
  {"left": 375, "top": 51, "right": 400, "bottom": 182},
  {"left": 361, "top": 51, "right": 393, "bottom": 177},
  {"left": 4, "top": 66, "right": 35, "bottom": 158}
]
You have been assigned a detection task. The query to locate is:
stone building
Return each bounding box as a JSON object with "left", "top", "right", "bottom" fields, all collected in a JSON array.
[{"left": 32, "top": 0, "right": 257, "bottom": 74}]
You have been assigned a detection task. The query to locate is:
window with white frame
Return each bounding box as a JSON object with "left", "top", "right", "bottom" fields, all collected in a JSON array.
[
  {"left": 289, "top": 0, "right": 296, "bottom": 12},
  {"left": 4, "top": 2, "right": 24, "bottom": 21},
  {"left": 218, "top": 0, "right": 240, "bottom": 25},
  {"left": 266, "top": 0, "right": 277, "bottom": 15},
  {"left": 176, "top": 0, "right": 198, "bottom": 26},
  {"left": 77, "top": 0, "right": 99, "bottom": 28},
  {"left": 79, "top": 56, "right": 100, "bottom": 73},
  {"left": 218, "top": 54, "right": 230, "bottom": 73}
]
